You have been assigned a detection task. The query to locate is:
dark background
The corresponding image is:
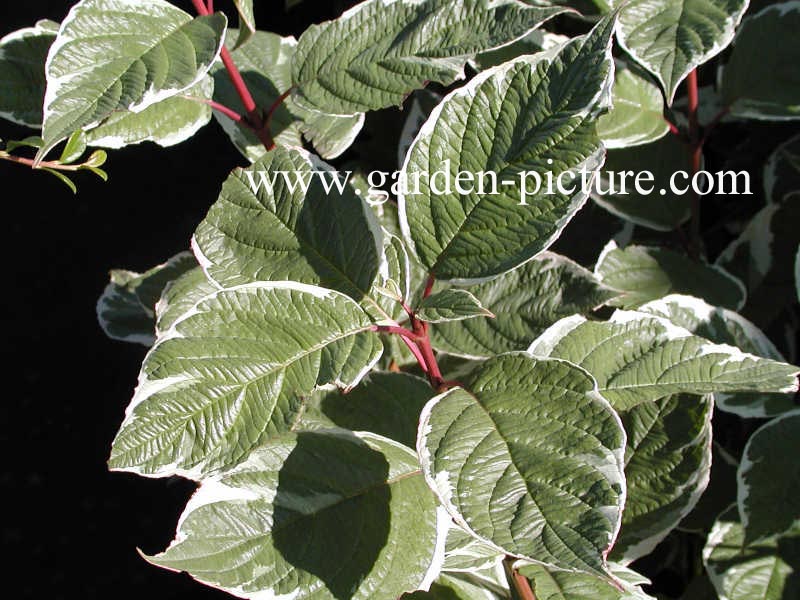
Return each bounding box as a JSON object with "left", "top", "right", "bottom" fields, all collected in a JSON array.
[{"left": 0, "top": 1, "right": 361, "bottom": 598}]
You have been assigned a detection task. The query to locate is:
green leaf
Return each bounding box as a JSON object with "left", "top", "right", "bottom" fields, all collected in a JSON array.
[
  {"left": 97, "top": 252, "right": 197, "bottom": 346},
  {"left": 146, "top": 430, "right": 445, "bottom": 600},
  {"left": 441, "top": 525, "right": 504, "bottom": 574},
  {"left": 612, "top": 394, "right": 713, "bottom": 563},
  {"left": 109, "top": 282, "right": 383, "bottom": 476},
  {"left": 42, "top": 167, "right": 77, "bottom": 193},
  {"left": 211, "top": 29, "right": 363, "bottom": 161},
  {"left": 418, "top": 353, "right": 626, "bottom": 577},
  {"left": 0, "top": 19, "right": 58, "bottom": 127},
  {"left": 307, "top": 372, "right": 434, "bottom": 447},
  {"left": 517, "top": 563, "right": 656, "bottom": 600},
  {"left": 704, "top": 506, "right": 800, "bottom": 600},
  {"left": 614, "top": 0, "right": 749, "bottom": 104},
  {"left": 192, "top": 145, "right": 383, "bottom": 311},
  {"left": 370, "top": 230, "right": 413, "bottom": 321},
  {"left": 397, "top": 90, "right": 442, "bottom": 170},
  {"left": 231, "top": 0, "right": 255, "bottom": 50},
  {"left": 764, "top": 133, "right": 800, "bottom": 203},
  {"left": 58, "top": 130, "right": 86, "bottom": 163},
  {"left": 400, "top": 15, "right": 616, "bottom": 281},
  {"left": 154, "top": 266, "right": 217, "bottom": 335},
  {"left": 429, "top": 253, "right": 618, "bottom": 359},
  {"left": 680, "top": 442, "right": 739, "bottom": 534},
  {"left": 593, "top": 136, "right": 693, "bottom": 231},
  {"left": 597, "top": 60, "right": 669, "bottom": 149},
  {"left": 738, "top": 410, "right": 800, "bottom": 545},
  {"left": 716, "top": 191, "right": 800, "bottom": 326},
  {"left": 639, "top": 294, "right": 796, "bottom": 418},
  {"left": 720, "top": 3, "right": 800, "bottom": 120},
  {"left": 37, "top": 0, "right": 226, "bottom": 161},
  {"left": 417, "top": 289, "right": 493, "bottom": 323},
  {"left": 84, "top": 77, "right": 214, "bottom": 148},
  {"left": 596, "top": 242, "right": 746, "bottom": 310},
  {"left": 291, "top": 0, "right": 567, "bottom": 115},
  {"left": 4, "top": 136, "right": 44, "bottom": 152},
  {"left": 528, "top": 310, "right": 800, "bottom": 411},
  {"left": 470, "top": 29, "right": 570, "bottom": 72},
  {"left": 403, "top": 573, "right": 505, "bottom": 599}
]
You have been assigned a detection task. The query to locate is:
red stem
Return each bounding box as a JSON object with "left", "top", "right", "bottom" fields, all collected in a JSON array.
[
  {"left": 371, "top": 324, "right": 420, "bottom": 342},
  {"left": 188, "top": 97, "right": 245, "bottom": 123},
  {"left": 260, "top": 87, "right": 296, "bottom": 150},
  {"left": 1, "top": 152, "right": 83, "bottom": 171},
  {"left": 205, "top": 0, "right": 214, "bottom": 11},
  {"left": 504, "top": 559, "right": 537, "bottom": 600},
  {"left": 190, "top": 0, "right": 274, "bottom": 151},
  {"left": 423, "top": 274, "right": 435, "bottom": 299},
  {"left": 665, "top": 118, "right": 680, "bottom": 136}
]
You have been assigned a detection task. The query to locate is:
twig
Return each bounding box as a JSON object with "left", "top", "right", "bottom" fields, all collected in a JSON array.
[{"left": 190, "top": 0, "right": 274, "bottom": 151}]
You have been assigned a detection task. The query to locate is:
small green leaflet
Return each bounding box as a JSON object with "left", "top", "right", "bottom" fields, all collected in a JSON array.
[
  {"left": 0, "top": 19, "right": 58, "bottom": 127},
  {"left": 85, "top": 77, "right": 214, "bottom": 149},
  {"left": 416, "top": 289, "right": 493, "bottom": 323},
  {"left": 639, "top": 294, "right": 796, "bottom": 418},
  {"left": 720, "top": 2, "right": 800, "bottom": 120},
  {"left": 306, "top": 372, "right": 433, "bottom": 448},
  {"left": 612, "top": 394, "right": 713, "bottom": 563},
  {"left": 400, "top": 14, "right": 616, "bottom": 281},
  {"left": 528, "top": 310, "right": 800, "bottom": 411},
  {"left": 37, "top": 0, "right": 226, "bottom": 161},
  {"left": 418, "top": 353, "right": 626, "bottom": 578},
  {"left": 147, "top": 430, "right": 446, "bottom": 600},
  {"left": 291, "top": 0, "right": 567, "bottom": 115},
  {"left": 596, "top": 242, "right": 746, "bottom": 310},
  {"left": 96, "top": 252, "right": 197, "bottom": 346},
  {"left": 192, "top": 145, "right": 384, "bottom": 312},
  {"left": 597, "top": 60, "right": 669, "bottom": 149},
  {"left": 738, "top": 410, "right": 800, "bottom": 545},
  {"left": 716, "top": 191, "right": 800, "bottom": 326},
  {"left": 516, "top": 563, "right": 656, "bottom": 600},
  {"left": 429, "top": 252, "right": 618, "bottom": 359},
  {"left": 613, "top": 0, "right": 749, "bottom": 104},
  {"left": 593, "top": 136, "right": 693, "bottom": 232},
  {"left": 704, "top": 506, "right": 800, "bottom": 600},
  {"left": 109, "top": 282, "right": 383, "bottom": 476}
]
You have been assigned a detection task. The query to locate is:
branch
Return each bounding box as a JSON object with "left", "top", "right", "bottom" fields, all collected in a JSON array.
[
  {"left": 184, "top": 96, "right": 246, "bottom": 123},
  {"left": 190, "top": 0, "right": 274, "bottom": 151},
  {"left": 1, "top": 151, "right": 85, "bottom": 172},
  {"left": 423, "top": 274, "right": 435, "bottom": 299}
]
